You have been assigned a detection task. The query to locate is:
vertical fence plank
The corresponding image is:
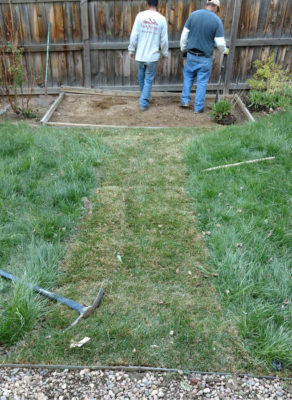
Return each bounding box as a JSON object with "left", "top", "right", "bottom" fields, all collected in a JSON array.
[
  {"left": 0, "top": 0, "right": 291, "bottom": 91},
  {"left": 224, "top": 0, "right": 242, "bottom": 94},
  {"left": 80, "top": 0, "right": 91, "bottom": 87}
]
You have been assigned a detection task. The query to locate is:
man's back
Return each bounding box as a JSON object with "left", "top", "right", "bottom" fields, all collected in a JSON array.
[
  {"left": 185, "top": 9, "right": 224, "bottom": 57},
  {"left": 128, "top": 9, "right": 168, "bottom": 62}
]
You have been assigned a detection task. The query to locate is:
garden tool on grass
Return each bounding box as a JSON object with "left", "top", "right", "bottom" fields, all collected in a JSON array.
[{"left": 0, "top": 269, "right": 104, "bottom": 332}]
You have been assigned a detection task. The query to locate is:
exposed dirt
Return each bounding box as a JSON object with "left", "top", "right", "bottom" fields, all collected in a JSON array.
[
  {"left": 0, "top": 95, "right": 58, "bottom": 124},
  {"left": 215, "top": 113, "right": 237, "bottom": 125},
  {"left": 51, "top": 93, "right": 247, "bottom": 128}
]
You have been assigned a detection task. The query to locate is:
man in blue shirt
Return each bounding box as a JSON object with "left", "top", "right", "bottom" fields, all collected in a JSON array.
[{"left": 180, "top": 0, "right": 228, "bottom": 113}]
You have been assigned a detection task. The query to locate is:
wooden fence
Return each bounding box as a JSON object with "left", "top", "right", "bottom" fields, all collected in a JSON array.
[{"left": 0, "top": 0, "right": 291, "bottom": 93}]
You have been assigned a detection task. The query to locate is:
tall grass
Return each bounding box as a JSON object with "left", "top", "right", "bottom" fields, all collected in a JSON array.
[
  {"left": 0, "top": 123, "right": 107, "bottom": 344},
  {"left": 185, "top": 111, "right": 292, "bottom": 369}
]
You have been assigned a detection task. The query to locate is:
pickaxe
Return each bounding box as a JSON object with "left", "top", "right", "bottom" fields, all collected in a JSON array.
[{"left": 0, "top": 269, "right": 104, "bottom": 332}]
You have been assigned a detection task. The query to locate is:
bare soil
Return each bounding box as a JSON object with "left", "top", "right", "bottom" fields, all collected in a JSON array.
[
  {"left": 215, "top": 113, "right": 237, "bottom": 125},
  {"left": 0, "top": 95, "right": 58, "bottom": 124},
  {"left": 50, "top": 93, "right": 246, "bottom": 128}
]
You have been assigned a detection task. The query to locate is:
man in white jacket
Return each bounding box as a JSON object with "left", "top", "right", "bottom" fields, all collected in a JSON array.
[
  {"left": 180, "top": 0, "right": 228, "bottom": 113},
  {"left": 128, "top": 0, "right": 168, "bottom": 111}
]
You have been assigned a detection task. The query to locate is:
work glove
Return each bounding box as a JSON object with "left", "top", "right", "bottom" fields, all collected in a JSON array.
[{"left": 224, "top": 48, "right": 229, "bottom": 55}]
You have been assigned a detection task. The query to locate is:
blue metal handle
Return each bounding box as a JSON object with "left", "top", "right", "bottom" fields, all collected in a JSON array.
[{"left": 0, "top": 269, "right": 85, "bottom": 315}]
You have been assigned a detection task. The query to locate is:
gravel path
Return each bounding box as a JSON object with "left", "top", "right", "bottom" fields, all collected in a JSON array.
[{"left": 0, "top": 367, "right": 291, "bottom": 399}]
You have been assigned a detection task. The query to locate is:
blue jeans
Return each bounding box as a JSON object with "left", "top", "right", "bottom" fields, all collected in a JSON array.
[
  {"left": 181, "top": 53, "right": 213, "bottom": 112},
  {"left": 137, "top": 61, "right": 158, "bottom": 110}
]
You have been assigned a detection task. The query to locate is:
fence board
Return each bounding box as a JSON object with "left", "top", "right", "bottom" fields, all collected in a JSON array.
[
  {"left": 0, "top": 0, "right": 291, "bottom": 91},
  {"left": 224, "top": 0, "right": 242, "bottom": 94},
  {"left": 80, "top": 0, "right": 90, "bottom": 86}
]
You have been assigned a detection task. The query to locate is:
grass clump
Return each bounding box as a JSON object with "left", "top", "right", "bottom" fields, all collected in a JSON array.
[
  {"left": 0, "top": 282, "right": 44, "bottom": 345},
  {"left": 0, "top": 123, "right": 107, "bottom": 344},
  {"left": 185, "top": 111, "right": 292, "bottom": 370}
]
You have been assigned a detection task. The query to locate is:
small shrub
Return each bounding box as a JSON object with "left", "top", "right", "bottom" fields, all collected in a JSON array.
[
  {"left": 210, "top": 99, "right": 231, "bottom": 120},
  {"left": 209, "top": 99, "right": 236, "bottom": 125},
  {"left": 22, "top": 107, "right": 37, "bottom": 119},
  {"left": 249, "top": 90, "right": 282, "bottom": 111},
  {"left": 247, "top": 55, "right": 292, "bottom": 112},
  {"left": 247, "top": 55, "right": 291, "bottom": 92}
]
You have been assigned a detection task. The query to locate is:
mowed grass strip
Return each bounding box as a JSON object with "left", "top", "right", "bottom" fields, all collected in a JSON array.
[
  {"left": 186, "top": 111, "right": 292, "bottom": 371},
  {"left": 0, "top": 123, "right": 107, "bottom": 344},
  {"left": 9, "top": 128, "right": 250, "bottom": 371}
]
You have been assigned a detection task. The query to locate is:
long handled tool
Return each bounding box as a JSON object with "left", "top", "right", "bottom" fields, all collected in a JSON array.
[
  {"left": 0, "top": 269, "right": 104, "bottom": 332},
  {"left": 39, "top": 22, "right": 51, "bottom": 107},
  {"left": 215, "top": 53, "right": 227, "bottom": 103}
]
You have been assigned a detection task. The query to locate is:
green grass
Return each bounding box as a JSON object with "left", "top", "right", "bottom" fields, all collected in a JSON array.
[
  {"left": 0, "top": 123, "right": 107, "bottom": 344},
  {"left": 2, "top": 126, "right": 251, "bottom": 372},
  {"left": 2, "top": 114, "right": 290, "bottom": 374},
  {"left": 185, "top": 111, "right": 292, "bottom": 370}
]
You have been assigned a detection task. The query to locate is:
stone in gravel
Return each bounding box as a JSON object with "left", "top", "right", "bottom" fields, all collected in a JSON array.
[
  {"left": 189, "top": 377, "right": 199, "bottom": 385},
  {"left": 37, "top": 394, "right": 47, "bottom": 400}
]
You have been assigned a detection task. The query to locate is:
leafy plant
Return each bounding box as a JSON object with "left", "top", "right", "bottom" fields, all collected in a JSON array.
[
  {"left": 209, "top": 99, "right": 232, "bottom": 121},
  {"left": 247, "top": 55, "right": 292, "bottom": 112},
  {"left": 249, "top": 89, "right": 292, "bottom": 111},
  {"left": 21, "top": 107, "right": 37, "bottom": 119},
  {"left": 247, "top": 55, "right": 291, "bottom": 92}
]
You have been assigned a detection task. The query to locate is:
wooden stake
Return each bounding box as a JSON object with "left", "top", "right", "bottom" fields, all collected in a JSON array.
[
  {"left": 235, "top": 94, "right": 255, "bottom": 122},
  {"left": 46, "top": 121, "right": 170, "bottom": 130},
  {"left": 204, "top": 157, "right": 275, "bottom": 172},
  {"left": 40, "top": 92, "right": 64, "bottom": 125}
]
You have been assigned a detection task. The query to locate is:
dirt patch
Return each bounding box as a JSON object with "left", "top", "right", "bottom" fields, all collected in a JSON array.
[
  {"left": 50, "top": 93, "right": 247, "bottom": 128},
  {"left": 215, "top": 113, "right": 237, "bottom": 125},
  {"left": 0, "top": 95, "right": 58, "bottom": 124}
]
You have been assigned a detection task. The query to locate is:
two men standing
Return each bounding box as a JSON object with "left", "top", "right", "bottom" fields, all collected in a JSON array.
[{"left": 128, "top": 0, "right": 227, "bottom": 113}]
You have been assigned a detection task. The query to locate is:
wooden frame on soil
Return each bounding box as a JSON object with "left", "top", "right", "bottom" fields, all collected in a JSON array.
[{"left": 40, "top": 88, "right": 255, "bottom": 129}]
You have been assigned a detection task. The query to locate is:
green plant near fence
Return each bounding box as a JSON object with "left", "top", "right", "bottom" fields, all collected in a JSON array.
[
  {"left": 209, "top": 99, "right": 232, "bottom": 121},
  {"left": 247, "top": 55, "right": 292, "bottom": 111}
]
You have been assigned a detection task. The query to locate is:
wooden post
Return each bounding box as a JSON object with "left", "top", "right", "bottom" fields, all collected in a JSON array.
[
  {"left": 223, "top": 0, "right": 242, "bottom": 95},
  {"left": 80, "top": 0, "right": 91, "bottom": 88}
]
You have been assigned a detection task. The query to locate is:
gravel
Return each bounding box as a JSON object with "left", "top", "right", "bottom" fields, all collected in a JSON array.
[{"left": 0, "top": 367, "right": 291, "bottom": 399}]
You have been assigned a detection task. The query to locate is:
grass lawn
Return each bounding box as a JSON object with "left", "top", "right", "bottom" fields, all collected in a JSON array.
[
  {"left": 1, "top": 124, "right": 249, "bottom": 373},
  {"left": 0, "top": 123, "right": 107, "bottom": 343},
  {"left": 186, "top": 111, "right": 292, "bottom": 371},
  {"left": 0, "top": 112, "right": 290, "bottom": 375}
]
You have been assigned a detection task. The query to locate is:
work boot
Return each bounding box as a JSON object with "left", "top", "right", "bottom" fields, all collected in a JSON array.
[{"left": 180, "top": 103, "right": 190, "bottom": 108}]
